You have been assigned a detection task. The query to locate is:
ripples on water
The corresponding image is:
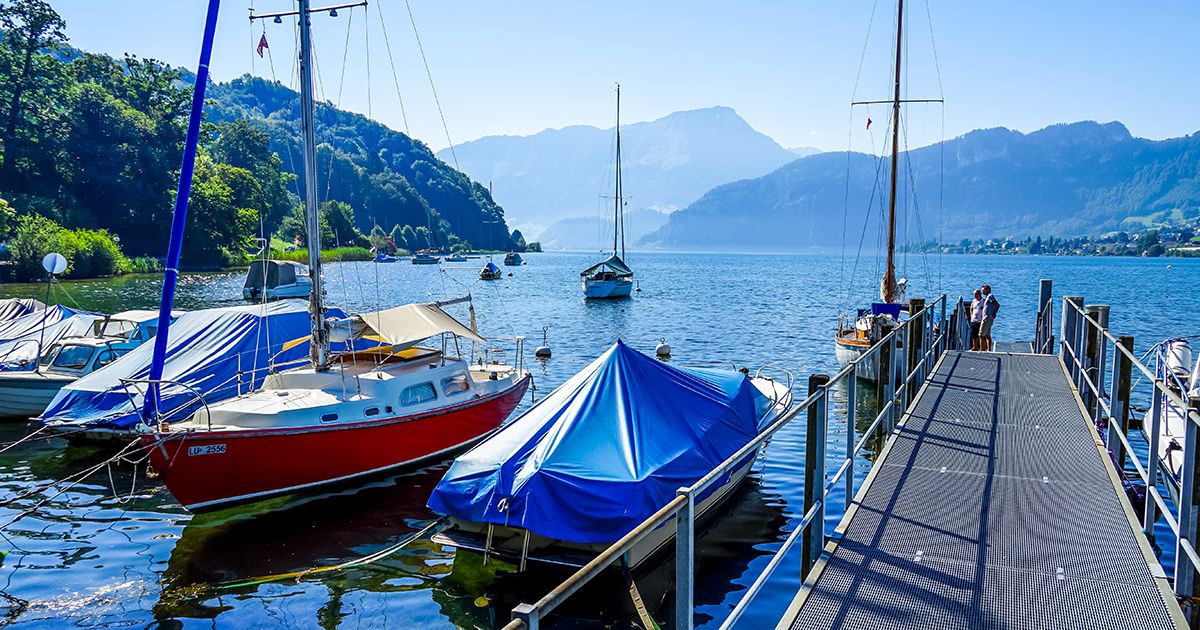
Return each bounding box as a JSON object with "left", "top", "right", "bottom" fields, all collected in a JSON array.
[{"left": 0, "top": 252, "right": 1194, "bottom": 628}]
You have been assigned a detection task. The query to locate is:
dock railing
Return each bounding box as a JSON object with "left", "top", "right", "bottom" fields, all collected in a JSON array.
[
  {"left": 1056, "top": 290, "right": 1200, "bottom": 622},
  {"left": 503, "top": 293, "right": 958, "bottom": 630}
]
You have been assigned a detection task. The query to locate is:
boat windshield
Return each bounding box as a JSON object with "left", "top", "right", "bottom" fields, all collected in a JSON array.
[
  {"left": 50, "top": 344, "right": 95, "bottom": 371},
  {"left": 94, "top": 318, "right": 138, "bottom": 339}
]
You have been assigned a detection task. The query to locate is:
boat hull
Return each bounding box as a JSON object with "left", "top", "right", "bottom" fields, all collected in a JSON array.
[
  {"left": 242, "top": 279, "right": 311, "bottom": 300},
  {"left": 835, "top": 337, "right": 879, "bottom": 381},
  {"left": 0, "top": 376, "right": 70, "bottom": 419},
  {"left": 582, "top": 278, "right": 633, "bottom": 299},
  {"left": 142, "top": 376, "right": 530, "bottom": 511}
]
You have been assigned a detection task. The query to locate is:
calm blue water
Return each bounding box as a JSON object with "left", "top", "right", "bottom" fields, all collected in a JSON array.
[{"left": 0, "top": 252, "right": 1194, "bottom": 628}]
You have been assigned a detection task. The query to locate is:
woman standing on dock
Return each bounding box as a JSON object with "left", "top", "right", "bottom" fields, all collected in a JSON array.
[{"left": 970, "top": 289, "right": 985, "bottom": 350}]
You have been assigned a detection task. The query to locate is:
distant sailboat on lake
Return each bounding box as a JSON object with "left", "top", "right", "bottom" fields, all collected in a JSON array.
[{"left": 581, "top": 84, "right": 634, "bottom": 300}]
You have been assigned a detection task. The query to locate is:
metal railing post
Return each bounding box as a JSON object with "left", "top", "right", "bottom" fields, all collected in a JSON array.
[
  {"left": 801, "top": 374, "right": 830, "bottom": 577},
  {"left": 675, "top": 487, "right": 695, "bottom": 630},
  {"left": 1144, "top": 385, "right": 1165, "bottom": 538},
  {"left": 884, "top": 332, "right": 898, "bottom": 433},
  {"left": 939, "top": 296, "right": 947, "bottom": 354},
  {"left": 845, "top": 375, "right": 856, "bottom": 507},
  {"left": 1106, "top": 336, "right": 1133, "bottom": 470},
  {"left": 1037, "top": 279, "right": 1053, "bottom": 353},
  {"left": 1084, "top": 305, "right": 1109, "bottom": 422},
  {"left": 512, "top": 603, "right": 539, "bottom": 630},
  {"left": 1061, "top": 296, "right": 1082, "bottom": 371},
  {"left": 876, "top": 327, "right": 893, "bottom": 414},
  {"left": 907, "top": 299, "right": 925, "bottom": 402},
  {"left": 1175, "top": 397, "right": 1200, "bottom": 616},
  {"left": 895, "top": 325, "right": 908, "bottom": 419}
]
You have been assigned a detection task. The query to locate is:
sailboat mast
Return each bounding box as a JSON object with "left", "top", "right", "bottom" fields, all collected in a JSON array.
[
  {"left": 142, "top": 0, "right": 222, "bottom": 422},
  {"left": 613, "top": 84, "right": 622, "bottom": 258},
  {"left": 883, "top": 0, "right": 904, "bottom": 304},
  {"left": 298, "top": 0, "right": 329, "bottom": 370}
]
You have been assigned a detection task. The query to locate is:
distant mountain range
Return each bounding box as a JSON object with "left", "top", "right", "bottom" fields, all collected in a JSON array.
[
  {"left": 439, "top": 106, "right": 798, "bottom": 240},
  {"left": 535, "top": 209, "right": 670, "bottom": 251},
  {"left": 641, "top": 121, "right": 1200, "bottom": 251}
]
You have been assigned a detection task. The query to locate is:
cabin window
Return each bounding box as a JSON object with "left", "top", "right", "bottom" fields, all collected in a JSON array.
[
  {"left": 145, "top": 325, "right": 157, "bottom": 339},
  {"left": 94, "top": 350, "right": 121, "bottom": 369},
  {"left": 400, "top": 382, "right": 437, "bottom": 406},
  {"left": 320, "top": 413, "right": 339, "bottom": 423},
  {"left": 385, "top": 406, "right": 394, "bottom": 414},
  {"left": 39, "top": 346, "right": 60, "bottom": 367},
  {"left": 442, "top": 374, "right": 470, "bottom": 396},
  {"left": 365, "top": 407, "right": 380, "bottom": 417},
  {"left": 51, "top": 345, "right": 95, "bottom": 370}
]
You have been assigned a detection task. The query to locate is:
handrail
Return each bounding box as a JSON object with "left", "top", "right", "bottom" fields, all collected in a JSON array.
[
  {"left": 505, "top": 294, "right": 952, "bottom": 630},
  {"left": 1057, "top": 294, "right": 1200, "bottom": 607},
  {"left": 119, "top": 377, "right": 214, "bottom": 430}
]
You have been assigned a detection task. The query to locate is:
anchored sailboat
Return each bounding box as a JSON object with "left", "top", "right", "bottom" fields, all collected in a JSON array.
[
  {"left": 138, "top": 0, "right": 530, "bottom": 512},
  {"left": 581, "top": 84, "right": 634, "bottom": 299},
  {"left": 834, "top": 0, "right": 937, "bottom": 381}
]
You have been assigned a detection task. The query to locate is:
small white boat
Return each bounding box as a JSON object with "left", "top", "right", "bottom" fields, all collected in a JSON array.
[
  {"left": 1149, "top": 339, "right": 1198, "bottom": 484},
  {"left": 243, "top": 260, "right": 312, "bottom": 300},
  {"left": 0, "top": 311, "right": 169, "bottom": 418},
  {"left": 412, "top": 252, "right": 441, "bottom": 265},
  {"left": 581, "top": 85, "right": 635, "bottom": 300}
]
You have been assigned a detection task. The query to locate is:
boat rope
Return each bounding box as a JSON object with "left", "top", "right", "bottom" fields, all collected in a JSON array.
[
  {"left": 0, "top": 438, "right": 142, "bottom": 530},
  {"left": 217, "top": 516, "right": 448, "bottom": 589},
  {"left": 402, "top": 0, "right": 459, "bottom": 170},
  {"left": 373, "top": 1, "right": 411, "bottom": 135},
  {"left": 0, "top": 426, "right": 47, "bottom": 455}
]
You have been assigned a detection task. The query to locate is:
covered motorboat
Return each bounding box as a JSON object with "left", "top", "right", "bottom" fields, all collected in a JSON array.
[
  {"left": 429, "top": 340, "right": 793, "bottom": 569},
  {"left": 412, "top": 251, "right": 441, "bottom": 265},
  {"left": 40, "top": 301, "right": 333, "bottom": 439},
  {"left": 480, "top": 261, "right": 503, "bottom": 280},
  {"left": 0, "top": 310, "right": 173, "bottom": 418},
  {"left": 0, "top": 306, "right": 100, "bottom": 371},
  {"left": 140, "top": 298, "right": 531, "bottom": 512},
  {"left": 0, "top": 298, "right": 44, "bottom": 322},
  {"left": 503, "top": 252, "right": 523, "bottom": 266},
  {"left": 581, "top": 255, "right": 634, "bottom": 299},
  {"left": 242, "top": 259, "right": 312, "bottom": 300}
]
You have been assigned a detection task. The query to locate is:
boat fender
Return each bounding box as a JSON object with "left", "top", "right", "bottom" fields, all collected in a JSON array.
[{"left": 655, "top": 338, "right": 671, "bottom": 358}]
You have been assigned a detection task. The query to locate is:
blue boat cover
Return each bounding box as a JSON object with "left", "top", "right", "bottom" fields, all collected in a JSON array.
[
  {"left": 0, "top": 306, "right": 101, "bottom": 370},
  {"left": 427, "top": 340, "right": 774, "bottom": 544},
  {"left": 481, "top": 262, "right": 500, "bottom": 274},
  {"left": 40, "top": 300, "right": 348, "bottom": 429},
  {"left": 0, "top": 298, "right": 44, "bottom": 322},
  {"left": 871, "top": 302, "right": 903, "bottom": 318}
]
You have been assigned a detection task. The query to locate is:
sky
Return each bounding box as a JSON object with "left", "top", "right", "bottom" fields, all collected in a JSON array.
[{"left": 52, "top": 1, "right": 1200, "bottom": 154}]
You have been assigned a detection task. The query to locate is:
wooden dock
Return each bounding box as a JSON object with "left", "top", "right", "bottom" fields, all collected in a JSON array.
[{"left": 778, "top": 350, "right": 1185, "bottom": 629}]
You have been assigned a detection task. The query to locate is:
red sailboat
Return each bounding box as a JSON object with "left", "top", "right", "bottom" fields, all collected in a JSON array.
[{"left": 138, "top": 0, "right": 529, "bottom": 512}]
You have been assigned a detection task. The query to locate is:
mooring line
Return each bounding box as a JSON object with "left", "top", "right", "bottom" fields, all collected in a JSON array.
[
  {"left": 218, "top": 517, "right": 448, "bottom": 589},
  {"left": 0, "top": 439, "right": 143, "bottom": 529}
]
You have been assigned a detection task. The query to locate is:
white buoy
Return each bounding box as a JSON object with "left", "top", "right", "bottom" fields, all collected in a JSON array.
[
  {"left": 655, "top": 337, "right": 671, "bottom": 359},
  {"left": 535, "top": 326, "right": 552, "bottom": 359}
]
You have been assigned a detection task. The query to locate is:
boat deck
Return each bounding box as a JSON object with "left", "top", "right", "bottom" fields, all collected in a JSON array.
[{"left": 779, "top": 350, "right": 1183, "bottom": 629}]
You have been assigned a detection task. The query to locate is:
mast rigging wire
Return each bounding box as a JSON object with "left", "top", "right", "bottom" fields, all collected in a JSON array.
[{"left": 402, "top": 0, "right": 460, "bottom": 170}]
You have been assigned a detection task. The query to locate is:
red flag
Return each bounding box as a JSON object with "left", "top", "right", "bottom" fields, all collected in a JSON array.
[
  {"left": 257, "top": 33, "right": 269, "bottom": 58},
  {"left": 866, "top": 117, "right": 873, "bottom": 130}
]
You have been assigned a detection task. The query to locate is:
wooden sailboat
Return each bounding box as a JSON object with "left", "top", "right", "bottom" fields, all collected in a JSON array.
[
  {"left": 138, "top": 0, "right": 529, "bottom": 512},
  {"left": 581, "top": 85, "right": 634, "bottom": 299},
  {"left": 834, "top": 0, "right": 932, "bottom": 381}
]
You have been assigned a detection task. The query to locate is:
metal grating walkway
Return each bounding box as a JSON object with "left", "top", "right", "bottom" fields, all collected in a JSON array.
[{"left": 781, "top": 351, "right": 1183, "bottom": 630}]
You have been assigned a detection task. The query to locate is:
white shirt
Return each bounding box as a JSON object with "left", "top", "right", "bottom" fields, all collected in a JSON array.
[{"left": 971, "top": 298, "right": 985, "bottom": 323}]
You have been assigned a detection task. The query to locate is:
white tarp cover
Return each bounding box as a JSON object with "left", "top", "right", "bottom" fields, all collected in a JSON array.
[
  {"left": 353, "top": 303, "right": 484, "bottom": 350},
  {"left": 0, "top": 306, "right": 100, "bottom": 370},
  {"left": 0, "top": 298, "right": 44, "bottom": 322}
]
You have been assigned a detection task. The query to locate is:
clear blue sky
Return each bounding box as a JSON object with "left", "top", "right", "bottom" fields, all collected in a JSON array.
[{"left": 52, "top": 1, "right": 1200, "bottom": 154}]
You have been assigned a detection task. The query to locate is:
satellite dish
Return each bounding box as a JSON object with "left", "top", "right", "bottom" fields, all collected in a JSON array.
[{"left": 42, "top": 252, "right": 67, "bottom": 275}]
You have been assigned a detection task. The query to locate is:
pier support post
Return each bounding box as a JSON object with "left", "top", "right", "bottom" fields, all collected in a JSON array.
[
  {"left": 1175, "top": 397, "right": 1200, "bottom": 623},
  {"left": 1144, "top": 385, "right": 1165, "bottom": 539},
  {"left": 939, "top": 296, "right": 947, "bottom": 355},
  {"left": 894, "top": 324, "right": 908, "bottom": 418},
  {"left": 1061, "top": 296, "right": 1082, "bottom": 375},
  {"left": 908, "top": 298, "right": 925, "bottom": 403},
  {"left": 1084, "top": 305, "right": 1109, "bottom": 422},
  {"left": 674, "top": 487, "right": 695, "bottom": 630},
  {"left": 1107, "top": 336, "right": 1134, "bottom": 471},
  {"left": 1037, "top": 279, "right": 1053, "bottom": 353},
  {"left": 876, "top": 327, "right": 893, "bottom": 412},
  {"left": 802, "top": 374, "right": 830, "bottom": 578}
]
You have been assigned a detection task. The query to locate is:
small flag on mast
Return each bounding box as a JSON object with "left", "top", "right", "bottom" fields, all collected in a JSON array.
[
  {"left": 866, "top": 117, "right": 873, "bottom": 130},
  {"left": 257, "top": 33, "right": 269, "bottom": 58}
]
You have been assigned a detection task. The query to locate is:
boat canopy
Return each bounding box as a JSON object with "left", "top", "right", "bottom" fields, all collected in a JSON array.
[
  {"left": 481, "top": 261, "right": 500, "bottom": 274},
  {"left": 0, "top": 298, "right": 44, "bottom": 322},
  {"left": 0, "top": 306, "right": 100, "bottom": 370},
  {"left": 348, "top": 303, "right": 485, "bottom": 350},
  {"left": 40, "top": 300, "right": 347, "bottom": 429},
  {"left": 580, "top": 255, "right": 632, "bottom": 278},
  {"left": 243, "top": 259, "right": 306, "bottom": 290},
  {"left": 428, "top": 340, "right": 773, "bottom": 544}
]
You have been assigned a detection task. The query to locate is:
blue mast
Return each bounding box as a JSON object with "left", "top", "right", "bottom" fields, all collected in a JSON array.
[{"left": 142, "top": 0, "right": 222, "bottom": 423}]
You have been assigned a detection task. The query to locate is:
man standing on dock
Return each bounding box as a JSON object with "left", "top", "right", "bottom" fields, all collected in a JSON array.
[
  {"left": 980, "top": 284, "right": 1000, "bottom": 351},
  {"left": 970, "top": 289, "right": 984, "bottom": 351}
]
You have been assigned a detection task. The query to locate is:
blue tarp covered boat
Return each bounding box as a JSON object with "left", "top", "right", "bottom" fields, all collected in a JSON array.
[
  {"left": 428, "top": 340, "right": 792, "bottom": 558},
  {"left": 0, "top": 298, "right": 44, "bottom": 322},
  {"left": 39, "top": 300, "right": 349, "bottom": 434},
  {"left": 0, "top": 305, "right": 101, "bottom": 371}
]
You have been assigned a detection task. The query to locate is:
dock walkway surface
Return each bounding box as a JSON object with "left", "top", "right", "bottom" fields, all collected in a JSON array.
[{"left": 780, "top": 350, "right": 1184, "bottom": 629}]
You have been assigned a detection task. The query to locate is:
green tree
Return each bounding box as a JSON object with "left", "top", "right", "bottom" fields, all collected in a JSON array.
[
  {"left": 182, "top": 154, "right": 257, "bottom": 267},
  {"left": 0, "top": 0, "right": 66, "bottom": 184},
  {"left": 211, "top": 119, "right": 294, "bottom": 235},
  {"left": 318, "top": 200, "right": 362, "bottom": 248}
]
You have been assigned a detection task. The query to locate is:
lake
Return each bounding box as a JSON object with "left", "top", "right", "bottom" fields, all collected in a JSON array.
[{"left": 0, "top": 252, "right": 1193, "bottom": 628}]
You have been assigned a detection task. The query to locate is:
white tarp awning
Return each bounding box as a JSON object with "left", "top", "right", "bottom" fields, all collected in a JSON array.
[{"left": 352, "top": 303, "right": 484, "bottom": 349}]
